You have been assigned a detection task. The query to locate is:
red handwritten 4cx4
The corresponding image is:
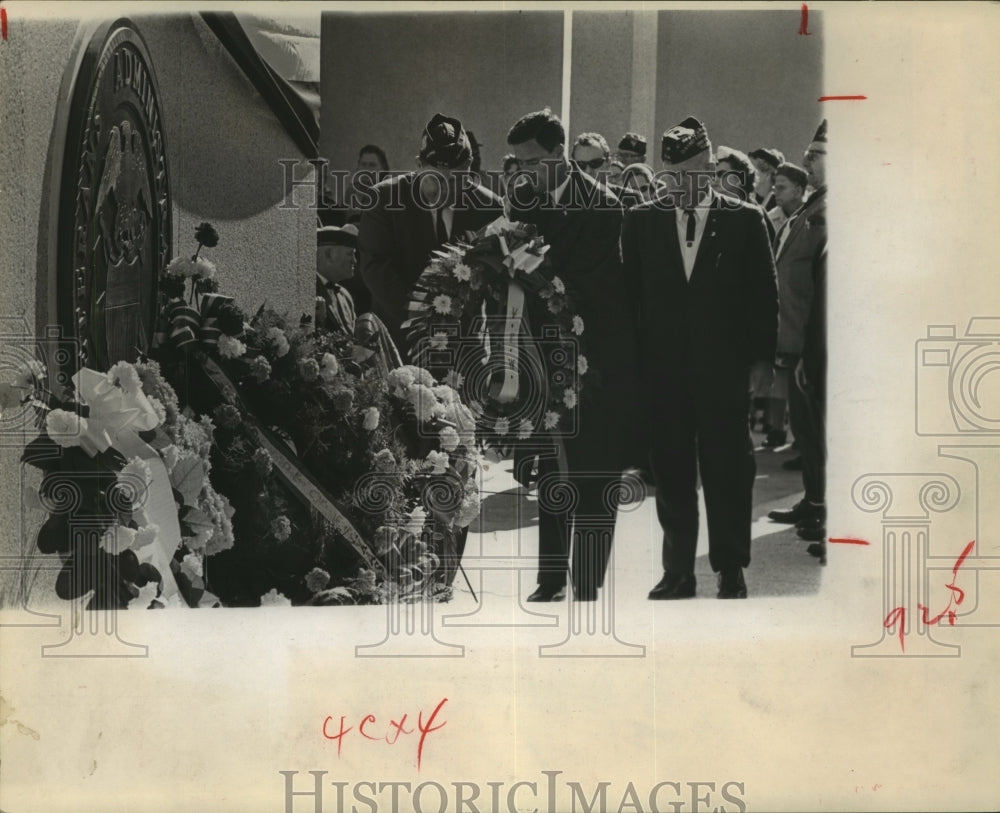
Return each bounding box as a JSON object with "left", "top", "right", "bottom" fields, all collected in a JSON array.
[{"left": 322, "top": 698, "right": 448, "bottom": 770}]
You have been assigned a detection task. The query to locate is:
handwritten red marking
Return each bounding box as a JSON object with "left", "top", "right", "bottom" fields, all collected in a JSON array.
[
  {"left": 798, "top": 3, "right": 811, "bottom": 35},
  {"left": 321, "top": 698, "right": 448, "bottom": 770},
  {"left": 829, "top": 537, "right": 870, "bottom": 545},
  {"left": 883, "top": 540, "right": 975, "bottom": 651},
  {"left": 1, "top": 6, "right": 8, "bottom": 41},
  {"left": 819, "top": 95, "right": 868, "bottom": 101}
]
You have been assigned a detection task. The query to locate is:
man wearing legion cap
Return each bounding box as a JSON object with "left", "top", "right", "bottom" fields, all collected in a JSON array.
[
  {"left": 359, "top": 113, "right": 503, "bottom": 351},
  {"left": 622, "top": 115, "right": 779, "bottom": 600}
]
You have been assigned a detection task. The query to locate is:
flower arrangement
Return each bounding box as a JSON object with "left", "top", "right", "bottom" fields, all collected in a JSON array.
[
  {"left": 403, "top": 216, "right": 590, "bottom": 446},
  {"left": 10, "top": 356, "right": 232, "bottom": 609},
  {"left": 145, "top": 223, "right": 483, "bottom": 603}
]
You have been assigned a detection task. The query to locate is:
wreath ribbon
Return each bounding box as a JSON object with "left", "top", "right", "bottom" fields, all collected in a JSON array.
[{"left": 162, "top": 294, "right": 235, "bottom": 351}]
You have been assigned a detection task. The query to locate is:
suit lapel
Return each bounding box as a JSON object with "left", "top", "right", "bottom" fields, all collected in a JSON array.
[
  {"left": 690, "top": 206, "right": 722, "bottom": 284},
  {"left": 776, "top": 191, "right": 823, "bottom": 261},
  {"left": 661, "top": 207, "right": 687, "bottom": 284}
]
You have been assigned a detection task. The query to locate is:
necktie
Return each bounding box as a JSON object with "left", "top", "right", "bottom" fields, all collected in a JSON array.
[
  {"left": 435, "top": 207, "right": 449, "bottom": 244},
  {"left": 684, "top": 210, "right": 696, "bottom": 247}
]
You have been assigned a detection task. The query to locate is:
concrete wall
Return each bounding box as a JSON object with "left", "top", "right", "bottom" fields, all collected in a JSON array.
[
  {"left": 0, "top": 13, "right": 316, "bottom": 601},
  {"left": 320, "top": 11, "right": 565, "bottom": 179},
  {"left": 655, "top": 10, "right": 824, "bottom": 165}
]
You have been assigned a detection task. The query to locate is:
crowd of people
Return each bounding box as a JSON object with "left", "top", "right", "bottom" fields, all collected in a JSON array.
[{"left": 314, "top": 108, "right": 829, "bottom": 600}]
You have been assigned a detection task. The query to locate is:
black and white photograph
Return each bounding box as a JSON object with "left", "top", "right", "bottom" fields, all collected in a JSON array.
[{"left": 1, "top": 3, "right": 997, "bottom": 812}]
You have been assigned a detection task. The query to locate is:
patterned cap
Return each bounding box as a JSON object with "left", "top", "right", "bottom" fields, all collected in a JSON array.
[
  {"left": 418, "top": 113, "right": 472, "bottom": 169},
  {"left": 618, "top": 132, "right": 647, "bottom": 156},
  {"left": 661, "top": 116, "right": 710, "bottom": 164},
  {"left": 748, "top": 148, "right": 784, "bottom": 170},
  {"left": 317, "top": 224, "right": 358, "bottom": 247}
]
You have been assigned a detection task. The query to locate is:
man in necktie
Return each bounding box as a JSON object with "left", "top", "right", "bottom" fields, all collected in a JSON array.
[
  {"left": 767, "top": 122, "right": 829, "bottom": 558},
  {"left": 316, "top": 224, "right": 359, "bottom": 336},
  {"left": 359, "top": 113, "right": 503, "bottom": 353},
  {"left": 503, "top": 107, "right": 639, "bottom": 602},
  {"left": 621, "top": 115, "right": 778, "bottom": 600}
]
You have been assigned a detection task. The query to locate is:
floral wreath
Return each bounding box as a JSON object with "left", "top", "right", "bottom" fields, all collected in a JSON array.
[{"left": 403, "top": 216, "right": 589, "bottom": 446}]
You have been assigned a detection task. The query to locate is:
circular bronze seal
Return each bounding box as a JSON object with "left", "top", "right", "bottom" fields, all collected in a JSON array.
[{"left": 58, "top": 19, "right": 171, "bottom": 371}]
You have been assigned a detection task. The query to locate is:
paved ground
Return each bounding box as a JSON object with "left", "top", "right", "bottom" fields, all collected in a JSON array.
[{"left": 449, "top": 428, "right": 823, "bottom": 612}]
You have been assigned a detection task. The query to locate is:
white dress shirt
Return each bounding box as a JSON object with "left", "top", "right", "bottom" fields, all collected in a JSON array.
[
  {"left": 674, "top": 188, "right": 713, "bottom": 280},
  {"left": 431, "top": 205, "right": 454, "bottom": 240}
]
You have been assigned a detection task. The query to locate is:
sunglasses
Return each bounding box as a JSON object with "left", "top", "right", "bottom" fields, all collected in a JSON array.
[{"left": 574, "top": 157, "right": 607, "bottom": 170}]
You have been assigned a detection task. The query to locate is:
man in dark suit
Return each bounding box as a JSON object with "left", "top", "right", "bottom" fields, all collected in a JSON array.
[
  {"left": 316, "top": 224, "right": 359, "bottom": 335},
  {"left": 359, "top": 113, "right": 503, "bottom": 353},
  {"left": 767, "top": 122, "right": 829, "bottom": 557},
  {"left": 621, "top": 116, "right": 778, "bottom": 600},
  {"left": 506, "top": 108, "right": 638, "bottom": 602}
]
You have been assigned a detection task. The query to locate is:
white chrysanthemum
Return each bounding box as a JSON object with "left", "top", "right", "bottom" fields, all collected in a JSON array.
[
  {"left": 108, "top": 361, "right": 142, "bottom": 395},
  {"left": 362, "top": 406, "right": 380, "bottom": 431},
  {"left": 432, "top": 384, "right": 457, "bottom": 405},
  {"left": 217, "top": 334, "right": 247, "bottom": 359},
  {"left": 119, "top": 457, "right": 152, "bottom": 497},
  {"left": 443, "top": 370, "right": 464, "bottom": 389},
  {"left": 194, "top": 257, "right": 216, "bottom": 279},
  {"left": 517, "top": 419, "right": 535, "bottom": 441},
  {"left": 45, "top": 409, "right": 87, "bottom": 448},
  {"left": 166, "top": 256, "right": 193, "bottom": 277},
  {"left": 408, "top": 384, "right": 444, "bottom": 423},
  {"left": 412, "top": 366, "right": 435, "bottom": 387},
  {"left": 563, "top": 388, "right": 578, "bottom": 409},
  {"left": 305, "top": 567, "right": 331, "bottom": 593},
  {"left": 260, "top": 588, "right": 292, "bottom": 607},
  {"left": 429, "top": 332, "right": 449, "bottom": 351},
  {"left": 373, "top": 448, "right": 396, "bottom": 471},
  {"left": 424, "top": 449, "right": 450, "bottom": 475},
  {"left": 432, "top": 294, "right": 453, "bottom": 315},
  {"left": 577, "top": 355, "right": 589, "bottom": 376},
  {"left": 543, "top": 410, "right": 561, "bottom": 430},
  {"left": 320, "top": 353, "right": 340, "bottom": 380},
  {"left": 265, "top": 327, "right": 290, "bottom": 358},
  {"left": 387, "top": 367, "right": 416, "bottom": 392},
  {"left": 551, "top": 275, "right": 566, "bottom": 294},
  {"left": 572, "top": 315, "right": 585, "bottom": 335},
  {"left": 100, "top": 524, "right": 137, "bottom": 555},
  {"left": 494, "top": 417, "right": 510, "bottom": 436},
  {"left": 438, "top": 426, "right": 460, "bottom": 452},
  {"left": 452, "top": 263, "right": 472, "bottom": 282},
  {"left": 181, "top": 552, "right": 203, "bottom": 581}
]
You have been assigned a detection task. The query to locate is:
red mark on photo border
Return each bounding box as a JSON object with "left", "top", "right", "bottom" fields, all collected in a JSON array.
[
  {"left": 798, "top": 4, "right": 811, "bottom": 36},
  {"left": 1, "top": 5, "right": 8, "bottom": 42},
  {"left": 829, "top": 538, "right": 870, "bottom": 546},
  {"left": 819, "top": 95, "right": 868, "bottom": 102}
]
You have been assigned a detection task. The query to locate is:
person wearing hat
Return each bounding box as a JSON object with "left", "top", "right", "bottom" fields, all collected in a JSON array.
[
  {"left": 621, "top": 115, "right": 779, "bottom": 600},
  {"left": 358, "top": 113, "right": 503, "bottom": 351},
  {"left": 316, "top": 224, "right": 360, "bottom": 336},
  {"left": 767, "top": 122, "right": 828, "bottom": 560},
  {"left": 505, "top": 107, "right": 640, "bottom": 603},
  {"left": 748, "top": 147, "right": 785, "bottom": 211},
  {"left": 616, "top": 132, "right": 647, "bottom": 167}
]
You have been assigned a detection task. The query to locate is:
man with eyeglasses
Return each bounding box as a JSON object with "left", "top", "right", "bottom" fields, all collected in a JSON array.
[
  {"left": 767, "top": 121, "right": 829, "bottom": 561},
  {"left": 622, "top": 115, "right": 778, "bottom": 600},
  {"left": 570, "top": 132, "right": 643, "bottom": 209},
  {"left": 504, "top": 108, "right": 639, "bottom": 603}
]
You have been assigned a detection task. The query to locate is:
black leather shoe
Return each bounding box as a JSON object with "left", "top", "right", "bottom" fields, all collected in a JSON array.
[
  {"left": 648, "top": 572, "right": 696, "bottom": 600},
  {"left": 797, "top": 521, "right": 826, "bottom": 542},
  {"left": 526, "top": 585, "right": 566, "bottom": 602},
  {"left": 768, "top": 499, "right": 825, "bottom": 524},
  {"left": 807, "top": 541, "right": 826, "bottom": 558},
  {"left": 782, "top": 456, "right": 803, "bottom": 471},
  {"left": 717, "top": 569, "right": 748, "bottom": 599}
]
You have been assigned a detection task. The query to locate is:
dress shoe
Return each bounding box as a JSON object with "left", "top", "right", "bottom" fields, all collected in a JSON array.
[
  {"left": 526, "top": 585, "right": 566, "bottom": 602},
  {"left": 782, "top": 456, "right": 803, "bottom": 471},
  {"left": 762, "top": 429, "right": 787, "bottom": 448},
  {"left": 648, "top": 572, "right": 696, "bottom": 600},
  {"left": 717, "top": 568, "right": 748, "bottom": 599},
  {"left": 807, "top": 541, "right": 826, "bottom": 559},
  {"left": 797, "top": 521, "right": 826, "bottom": 542},
  {"left": 768, "top": 499, "right": 825, "bottom": 524}
]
